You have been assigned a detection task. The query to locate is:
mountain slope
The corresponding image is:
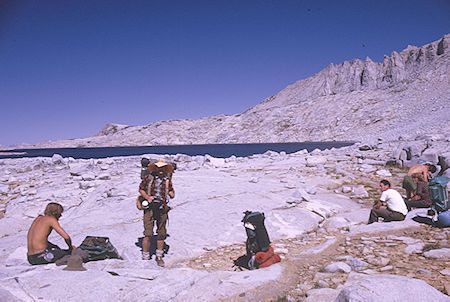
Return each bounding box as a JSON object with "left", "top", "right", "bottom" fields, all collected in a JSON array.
[{"left": 32, "top": 34, "right": 450, "bottom": 148}]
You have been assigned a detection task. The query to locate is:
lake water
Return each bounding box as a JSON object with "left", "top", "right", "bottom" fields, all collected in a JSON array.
[{"left": 0, "top": 142, "right": 354, "bottom": 160}]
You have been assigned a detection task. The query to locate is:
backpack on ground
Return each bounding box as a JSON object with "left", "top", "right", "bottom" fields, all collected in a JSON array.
[
  {"left": 78, "top": 236, "right": 121, "bottom": 262},
  {"left": 243, "top": 211, "right": 271, "bottom": 255},
  {"left": 428, "top": 176, "right": 450, "bottom": 213},
  {"left": 233, "top": 211, "right": 280, "bottom": 270}
]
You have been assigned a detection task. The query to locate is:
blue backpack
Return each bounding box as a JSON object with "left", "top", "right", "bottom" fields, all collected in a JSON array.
[
  {"left": 428, "top": 176, "right": 450, "bottom": 213},
  {"left": 436, "top": 211, "right": 450, "bottom": 227}
]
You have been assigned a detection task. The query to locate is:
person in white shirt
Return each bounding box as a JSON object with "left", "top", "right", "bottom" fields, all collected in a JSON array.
[{"left": 368, "top": 180, "right": 408, "bottom": 224}]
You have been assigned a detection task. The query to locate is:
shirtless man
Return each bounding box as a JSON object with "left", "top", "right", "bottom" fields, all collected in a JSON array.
[
  {"left": 402, "top": 163, "right": 437, "bottom": 199},
  {"left": 27, "top": 202, "right": 74, "bottom": 265}
]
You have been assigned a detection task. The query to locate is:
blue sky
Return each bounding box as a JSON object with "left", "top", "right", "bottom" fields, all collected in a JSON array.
[{"left": 1, "top": 0, "right": 449, "bottom": 147}]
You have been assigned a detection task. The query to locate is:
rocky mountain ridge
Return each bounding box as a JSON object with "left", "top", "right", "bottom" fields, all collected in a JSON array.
[{"left": 25, "top": 34, "right": 450, "bottom": 148}]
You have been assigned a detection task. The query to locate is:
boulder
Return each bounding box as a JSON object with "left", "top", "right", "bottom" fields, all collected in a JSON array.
[
  {"left": 52, "top": 154, "right": 65, "bottom": 165},
  {"left": 421, "top": 149, "right": 439, "bottom": 164},
  {"left": 423, "top": 248, "right": 450, "bottom": 260},
  {"left": 349, "top": 258, "right": 368, "bottom": 272},
  {"left": 81, "top": 173, "right": 96, "bottom": 181},
  {"left": 306, "top": 156, "right": 327, "bottom": 167},
  {"left": 351, "top": 186, "right": 369, "bottom": 198},
  {"left": 335, "top": 274, "right": 449, "bottom": 302}
]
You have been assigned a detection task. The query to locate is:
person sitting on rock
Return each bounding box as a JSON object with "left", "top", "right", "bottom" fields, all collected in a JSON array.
[
  {"left": 402, "top": 163, "right": 436, "bottom": 199},
  {"left": 27, "top": 202, "right": 75, "bottom": 265},
  {"left": 368, "top": 180, "right": 408, "bottom": 224},
  {"left": 404, "top": 173, "right": 432, "bottom": 211}
]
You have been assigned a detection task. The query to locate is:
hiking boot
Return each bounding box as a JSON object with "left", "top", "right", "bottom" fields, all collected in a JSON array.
[
  {"left": 142, "top": 252, "right": 150, "bottom": 260},
  {"left": 155, "top": 256, "right": 165, "bottom": 267}
]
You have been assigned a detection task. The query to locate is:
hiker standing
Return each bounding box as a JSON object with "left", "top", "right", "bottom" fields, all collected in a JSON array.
[
  {"left": 404, "top": 173, "right": 432, "bottom": 211},
  {"left": 139, "top": 159, "right": 174, "bottom": 267},
  {"left": 368, "top": 180, "right": 408, "bottom": 224},
  {"left": 27, "top": 202, "right": 75, "bottom": 265}
]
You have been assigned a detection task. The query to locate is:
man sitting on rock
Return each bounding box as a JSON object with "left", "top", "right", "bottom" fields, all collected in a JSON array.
[
  {"left": 27, "top": 202, "right": 75, "bottom": 265},
  {"left": 368, "top": 180, "right": 408, "bottom": 224},
  {"left": 402, "top": 163, "right": 436, "bottom": 199},
  {"left": 404, "top": 173, "right": 432, "bottom": 211}
]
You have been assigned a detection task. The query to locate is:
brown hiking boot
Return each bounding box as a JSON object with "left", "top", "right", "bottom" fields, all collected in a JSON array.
[{"left": 156, "top": 256, "right": 165, "bottom": 267}]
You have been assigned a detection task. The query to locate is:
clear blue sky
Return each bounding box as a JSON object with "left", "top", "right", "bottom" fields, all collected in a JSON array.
[{"left": 1, "top": 0, "right": 449, "bottom": 147}]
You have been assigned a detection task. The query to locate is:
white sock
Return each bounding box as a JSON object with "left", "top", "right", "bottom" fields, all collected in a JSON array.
[
  {"left": 142, "top": 252, "right": 150, "bottom": 260},
  {"left": 156, "top": 249, "right": 164, "bottom": 258}
]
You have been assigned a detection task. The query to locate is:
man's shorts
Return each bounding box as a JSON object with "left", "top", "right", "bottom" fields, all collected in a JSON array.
[
  {"left": 143, "top": 209, "right": 168, "bottom": 240},
  {"left": 402, "top": 175, "right": 417, "bottom": 192},
  {"left": 27, "top": 245, "right": 71, "bottom": 265}
]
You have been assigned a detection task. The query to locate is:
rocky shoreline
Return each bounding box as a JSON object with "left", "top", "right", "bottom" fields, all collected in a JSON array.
[{"left": 0, "top": 135, "right": 449, "bottom": 301}]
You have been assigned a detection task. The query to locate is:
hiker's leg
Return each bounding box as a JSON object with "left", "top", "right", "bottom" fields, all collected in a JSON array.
[
  {"left": 402, "top": 176, "right": 416, "bottom": 199},
  {"left": 49, "top": 247, "right": 71, "bottom": 262},
  {"left": 143, "top": 209, "right": 155, "bottom": 253},
  {"left": 369, "top": 207, "right": 391, "bottom": 223},
  {"left": 406, "top": 200, "right": 429, "bottom": 210},
  {"left": 369, "top": 208, "right": 384, "bottom": 223},
  {"left": 155, "top": 213, "right": 168, "bottom": 267},
  {"left": 156, "top": 212, "right": 168, "bottom": 242},
  {"left": 383, "top": 209, "right": 405, "bottom": 222}
]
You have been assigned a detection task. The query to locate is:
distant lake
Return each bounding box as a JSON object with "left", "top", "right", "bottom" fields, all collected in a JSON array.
[{"left": 0, "top": 142, "right": 354, "bottom": 160}]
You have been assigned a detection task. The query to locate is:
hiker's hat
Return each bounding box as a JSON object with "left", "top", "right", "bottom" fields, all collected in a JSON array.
[
  {"left": 154, "top": 158, "right": 168, "bottom": 168},
  {"left": 63, "top": 255, "right": 87, "bottom": 271}
]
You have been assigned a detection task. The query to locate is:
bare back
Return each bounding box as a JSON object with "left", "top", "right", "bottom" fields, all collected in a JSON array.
[
  {"left": 407, "top": 165, "right": 430, "bottom": 182},
  {"left": 27, "top": 215, "right": 69, "bottom": 255}
]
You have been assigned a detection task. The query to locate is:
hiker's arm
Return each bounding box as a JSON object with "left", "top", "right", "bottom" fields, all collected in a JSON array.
[
  {"left": 51, "top": 219, "right": 74, "bottom": 251},
  {"left": 139, "top": 189, "right": 154, "bottom": 202},
  {"left": 374, "top": 201, "right": 383, "bottom": 209},
  {"left": 168, "top": 180, "right": 175, "bottom": 199}
]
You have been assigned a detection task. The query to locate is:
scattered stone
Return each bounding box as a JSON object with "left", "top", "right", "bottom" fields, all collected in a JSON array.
[
  {"left": 349, "top": 258, "right": 369, "bottom": 272},
  {"left": 366, "top": 257, "right": 390, "bottom": 267},
  {"left": 324, "top": 262, "right": 351, "bottom": 273},
  {"left": 440, "top": 269, "right": 450, "bottom": 276},
  {"left": 405, "top": 243, "right": 425, "bottom": 254},
  {"left": 379, "top": 265, "right": 393, "bottom": 272},
  {"left": 376, "top": 169, "right": 392, "bottom": 177},
  {"left": 341, "top": 186, "right": 352, "bottom": 193},
  {"left": 249, "top": 177, "right": 259, "bottom": 183},
  {"left": 423, "top": 248, "right": 450, "bottom": 260}
]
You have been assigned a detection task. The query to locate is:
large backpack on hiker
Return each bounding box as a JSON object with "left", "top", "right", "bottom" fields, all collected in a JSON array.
[
  {"left": 233, "top": 211, "right": 280, "bottom": 270},
  {"left": 78, "top": 236, "right": 121, "bottom": 262},
  {"left": 428, "top": 176, "right": 450, "bottom": 213},
  {"left": 137, "top": 158, "right": 176, "bottom": 210}
]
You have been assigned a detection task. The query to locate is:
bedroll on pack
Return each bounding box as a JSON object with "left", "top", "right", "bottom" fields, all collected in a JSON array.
[
  {"left": 79, "top": 236, "right": 121, "bottom": 262},
  {"left": 242, "top": 211, "right": 271, "bottom": 255},
  {"left": 428, "top": 176, "right": 450, "bottom": 213},
  {"left": 255, "top": 246, "right": 281, "bottom": 268}
]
